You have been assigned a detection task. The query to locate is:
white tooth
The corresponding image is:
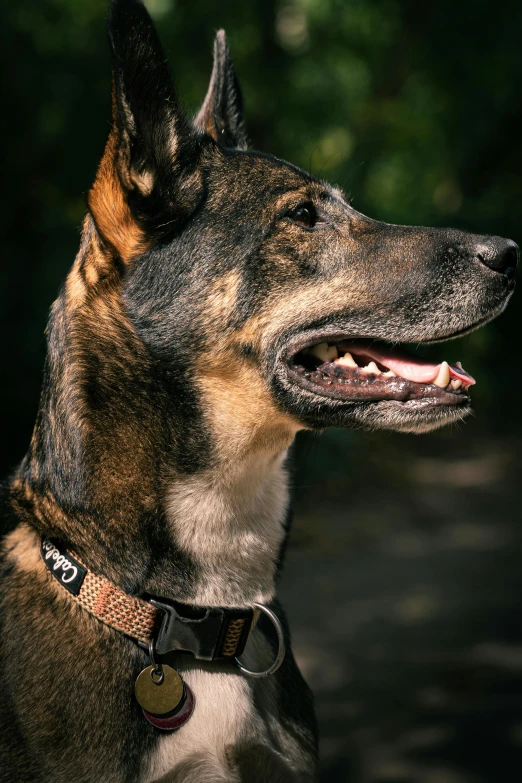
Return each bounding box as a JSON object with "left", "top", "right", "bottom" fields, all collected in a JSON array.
[
  {"left": 433, "top": 361, "right": 450, "bottom": 388},
  {"left": 366, "top": 361, "right": 380, "bottom": 374},
  {"left": 325, "top": 345, "right": 338, "bottom": 361},
  {"left": 382, "top": 370, "right": 396, "bottom": 377},
  {"left": 451, "top": 379, "right": 462, "bottom": 390},
  {"left": 309, "top": 342, "right": 338, "bottom": 362},
  {"left": 336, "top": 351, "right": 357, "bottom": 368}
]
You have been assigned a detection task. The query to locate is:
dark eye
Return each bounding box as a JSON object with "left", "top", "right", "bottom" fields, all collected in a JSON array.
[{"left": 288, "top": 203, "right": 317, "bottom": 228}]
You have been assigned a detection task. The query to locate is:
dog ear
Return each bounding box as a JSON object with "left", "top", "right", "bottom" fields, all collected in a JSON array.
[
  {"left": 195, "top": 30, "right": 248, "bottom": 150},
  {"left": 88, "top": 0, "right": 203, "bottom": 264}
]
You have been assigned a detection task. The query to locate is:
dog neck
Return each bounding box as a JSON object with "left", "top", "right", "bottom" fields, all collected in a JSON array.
[
  {"left": 166, "top": 448, "right": 291, "bottom": 606},
  {"left": 12, "top": 229, "right": 296, "bottom": 607},
  {"left": 14, "top": 442, "right": 291, "bottom": 609}
]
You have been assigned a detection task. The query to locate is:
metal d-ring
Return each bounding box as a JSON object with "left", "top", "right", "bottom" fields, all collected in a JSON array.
[
  {"left": 148, "top": 637, "right": 164, "bottom": 685},
  {"left": 235, "top": 602, "right": 286, "bottom": 679}
]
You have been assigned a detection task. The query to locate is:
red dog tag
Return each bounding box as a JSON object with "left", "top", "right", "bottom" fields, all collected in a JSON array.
[{"left": 143, "top": 682, "right": 195, "bottom": 731}]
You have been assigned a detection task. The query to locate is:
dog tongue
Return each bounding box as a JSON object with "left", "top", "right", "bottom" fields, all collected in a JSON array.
[{"left": 343, "top": 341, "right": 476, "bottom": 385}]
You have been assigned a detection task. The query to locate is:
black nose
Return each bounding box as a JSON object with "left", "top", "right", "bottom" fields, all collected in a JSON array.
[{"left": 475, "top": 237, "right": 519, "bottom": 280}]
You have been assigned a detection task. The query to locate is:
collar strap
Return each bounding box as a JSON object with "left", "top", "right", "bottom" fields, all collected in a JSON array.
[{"left": 40, "top": 539, "right": 253, "bottom": 661}]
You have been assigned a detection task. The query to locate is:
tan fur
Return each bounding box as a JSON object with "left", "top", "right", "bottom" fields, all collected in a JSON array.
[
  {"left": 265, "top": 275, "right": 369, "bottom": 328},
  {"left": 88, "top": 128, "right": 148, "bottom": 264},
  {"left": 232, "top": 275, "right": 365, "bottom": 355},
  {"left": 198, "top": 354, "right": 299, "bottom": 458},
  {"left": 196, "top": 271, "right": 303, "bottom": 458},
  {"left": 2, "top": 524, "right": 42, "bottom": 575},
  {"left": 65, "top": 217, "right": 113, "bottom": 303},
  {"left": 1, "top": 523, "right": 81, "bottom": 616},
  {"left": 195, "top": 92, "right": 223, "bottom": 142},
  {"left": 65, "top": 265, "right": 88, "bottom": 307},
  {"left": 200, "top": 271, "right": 243, "bottom": 329}
]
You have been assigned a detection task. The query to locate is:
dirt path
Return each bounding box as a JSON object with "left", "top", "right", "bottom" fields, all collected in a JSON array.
[{"left": 280, "top": 433, "right": 522, "bottom": 782}]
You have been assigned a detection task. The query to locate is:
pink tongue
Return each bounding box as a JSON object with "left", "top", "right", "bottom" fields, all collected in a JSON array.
[{"left": 342, "top": 341, "right": 476, "bottom": 386}]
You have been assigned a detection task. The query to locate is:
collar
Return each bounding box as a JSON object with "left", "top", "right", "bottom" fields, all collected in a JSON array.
[{"left": 40, "top": 538, "right": 254, "bottom": 661}]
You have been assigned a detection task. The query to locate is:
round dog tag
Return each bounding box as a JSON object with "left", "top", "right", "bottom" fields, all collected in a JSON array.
[
  {"left": 135, "top": 665, "right": 184, "bottom": 716},
  {"left": 143, "top": 683, "right": 195, "bottom": 731}
]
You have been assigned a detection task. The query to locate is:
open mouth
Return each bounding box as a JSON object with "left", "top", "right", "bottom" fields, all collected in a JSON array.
[{"left": 287, "top": 339, "right": 475, "bottom": 406}]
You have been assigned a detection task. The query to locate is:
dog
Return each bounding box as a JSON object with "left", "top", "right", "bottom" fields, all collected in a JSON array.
[{"left": 0, "top": 0, "right": 518, "bottom": 780}]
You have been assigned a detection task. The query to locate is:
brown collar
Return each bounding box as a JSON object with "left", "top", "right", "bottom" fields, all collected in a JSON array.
[{"left": 40, "top": 538, "right": 253, "bottom": 661}]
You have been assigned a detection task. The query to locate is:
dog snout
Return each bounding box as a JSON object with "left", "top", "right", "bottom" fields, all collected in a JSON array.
[{"left": 475, "top": 237, "right": 519, "bottom": 280}]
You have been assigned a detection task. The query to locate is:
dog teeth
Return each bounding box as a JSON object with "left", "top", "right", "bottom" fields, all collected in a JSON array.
[
  {"left": 450, "top": 379, "right": 462, "bottom": 390},
  {"left": 307, "top": 343, "right": 338, "bottom": 362},
  {"left": 336, "top": 351, "right": 358, "bottom": 368},
  {"left": 363, "top": 361, "right": 380, "bottom": 374},
  {"left": 382, "top": 369, "right": 396, "bottom": 377},
  {"left": 433, "top": 361, "right": 450, "bottom": 388}
]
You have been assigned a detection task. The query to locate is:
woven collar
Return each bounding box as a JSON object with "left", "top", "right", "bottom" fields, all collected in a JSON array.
[{"left": 40, "top": 538, "right": 253, "bottom": 661}]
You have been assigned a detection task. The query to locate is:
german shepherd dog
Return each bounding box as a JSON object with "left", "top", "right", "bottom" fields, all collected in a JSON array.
[{"left": 0, "top": 0, "right": 518, "bottom": 780}]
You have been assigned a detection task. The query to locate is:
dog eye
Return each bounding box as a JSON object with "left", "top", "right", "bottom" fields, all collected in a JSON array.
[{"left": 288, "top": 203, "right": 317, "bottom": 228}]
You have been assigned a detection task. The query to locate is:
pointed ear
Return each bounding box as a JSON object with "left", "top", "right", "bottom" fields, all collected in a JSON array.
[
  {"left": 195, "top": 30, "right": 248, "bottom": 150},
  {"left": 88, "top": 0, "right": 202, "bottom": 264}
]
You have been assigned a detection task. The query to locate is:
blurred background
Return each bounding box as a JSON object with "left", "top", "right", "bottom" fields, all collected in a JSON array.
[{"left": 1, "top": 0, "right": 522, "bottom": 780}]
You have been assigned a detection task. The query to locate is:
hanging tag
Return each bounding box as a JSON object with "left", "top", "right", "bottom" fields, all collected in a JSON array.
[
  {"left": 143, "top": 682, "right": 195, "bottom": 731},
  {"left": 135, "top": 664, "right": 184, "bottom": 716},
  {"left": 136, "top": 638, "right": 195, "bottom": 730}
]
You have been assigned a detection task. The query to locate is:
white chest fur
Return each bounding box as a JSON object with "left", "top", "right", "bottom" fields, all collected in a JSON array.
[
  {"left": 142, "top": 629, "right": 308, "bottom": 783},
  {"left": 149, "top": 452, "right": 296, "bottom": 780},
  {"left": 166, "top": 451, "right": 290, "bottom": 606},
  {"left": 143, "top": 666, "right": 262, "bottom": 782}
]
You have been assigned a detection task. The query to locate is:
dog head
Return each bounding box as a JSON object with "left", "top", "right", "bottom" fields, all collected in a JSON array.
[{"left": 82, "top": 0, "right": 517, "bottom": 459}]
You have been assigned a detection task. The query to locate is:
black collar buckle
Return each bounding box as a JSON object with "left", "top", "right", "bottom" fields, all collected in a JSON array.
[{"left": 149, "top": 598, "right": 254, "bottom": 661}]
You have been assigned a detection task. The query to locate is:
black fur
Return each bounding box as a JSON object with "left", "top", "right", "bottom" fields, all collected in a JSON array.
[{"left": 195, "top": 29, "right": 248, "bottom": 149}]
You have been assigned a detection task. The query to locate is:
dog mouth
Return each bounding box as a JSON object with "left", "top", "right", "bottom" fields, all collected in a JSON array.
[{"left": 286, "top": 338, "right": 475, "bottom": 406}]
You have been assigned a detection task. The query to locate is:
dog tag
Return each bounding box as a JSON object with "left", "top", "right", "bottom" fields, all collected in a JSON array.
[
  {"left": 135, "top": 665, "right": 184, "bottom": 716},
  {"left": 143, "top": 682, "right": 195, "bottom": 731}
]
